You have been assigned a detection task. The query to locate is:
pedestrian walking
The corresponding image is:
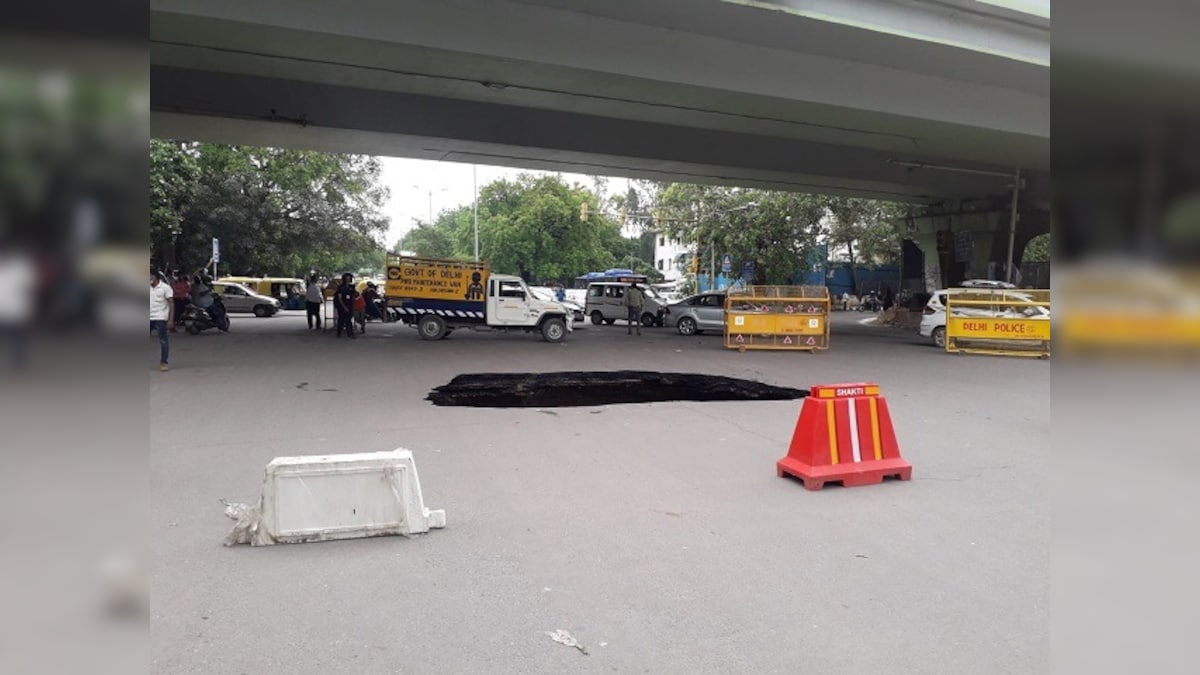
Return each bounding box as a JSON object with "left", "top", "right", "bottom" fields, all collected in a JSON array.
[
  {"left": 305, "top": 275, "right": 323, "bottom": 330},
  {"left": 334, "top": 273, "right": 357, "bottom": 339},
  {"left": 150, "top": 266, "right": 175, "bottom": 371},
  {"left": 0, "top": 246, "right": 35, "bottom": 371},
  {"left": 170, "top": 270, "right": 190, "bottom": 332},
  {"left": 626, "top": 282, "right": 644, "bottom": 336}
]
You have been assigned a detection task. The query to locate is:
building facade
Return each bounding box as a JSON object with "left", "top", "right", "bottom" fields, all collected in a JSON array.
[{"left": 653, "top": 233, "right": 692, "bottom": 282}]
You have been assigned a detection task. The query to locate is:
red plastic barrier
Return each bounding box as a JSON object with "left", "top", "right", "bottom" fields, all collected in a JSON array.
[{"left": 777, "top": 383, "right": 912, "bottom": 490}]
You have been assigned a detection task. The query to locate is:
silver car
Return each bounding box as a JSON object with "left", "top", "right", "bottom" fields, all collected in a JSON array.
[
  {"left": 665, "top": 291, "right": 726, "bottom": 335},
  {"left": 211, "top": 281, "right": 280, "bottom": 317}
]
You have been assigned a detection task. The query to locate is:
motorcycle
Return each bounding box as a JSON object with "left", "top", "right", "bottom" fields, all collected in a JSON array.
[
  {"left": 857, "top": 290, "right": 882, "bottom": 312},
  {"left": 363, "top": 296, "right": 399, "bottom": 323},
  {"left": 183, "top": 295, "right": 231, "bottom": 334}
]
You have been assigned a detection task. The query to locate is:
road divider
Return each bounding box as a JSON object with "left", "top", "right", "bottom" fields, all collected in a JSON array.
[
  {"left": 725, "top": 285, "right": 830, "bottom": 351},
  {"left": 945, "top": 288, "right": 1050, "bottom": 358}
]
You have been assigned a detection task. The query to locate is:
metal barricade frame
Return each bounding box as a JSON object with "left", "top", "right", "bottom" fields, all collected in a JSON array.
[
  {"left": 944, "top": 288, "right": 1051, "bottom": 358},
  {"left": 724, "top": 285, "right": 830, "bottom": 352}
]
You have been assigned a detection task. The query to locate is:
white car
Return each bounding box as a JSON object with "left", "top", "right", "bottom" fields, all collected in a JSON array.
[
  {"left": 530, "top": 287, "right": 586, "bottom": 324},
  {"left": 919, "top": 290, "right": 1049, "bottom": 348}
]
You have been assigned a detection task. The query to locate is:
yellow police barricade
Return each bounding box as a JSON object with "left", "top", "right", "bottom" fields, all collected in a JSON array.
[
  {"left": 725, "top": 285, "right": 830, "bottom": 352},
  {"left": 944, "top": 288, "right": 1051, "bottom": 358}
]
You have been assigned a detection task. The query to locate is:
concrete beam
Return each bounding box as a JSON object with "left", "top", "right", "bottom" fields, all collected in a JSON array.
[{"left": 152, "top": 66, "right": 1017, "bottom": 203}]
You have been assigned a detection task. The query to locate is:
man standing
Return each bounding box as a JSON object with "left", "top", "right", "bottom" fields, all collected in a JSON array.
[
  {"left": 150, "top": 266, "right": 174, "bottom": 371},
  {"left": 170, "top": 270, "right": 190, "bottom": 332},
  {"left": 626, "top": 282, "right": 644, "bottom": 336},
  {"left": 305, "top": 275, "right": 323, "bottom": 330},
  {"left": 334, "top": 273, "right": 357, "bottom": 339}
]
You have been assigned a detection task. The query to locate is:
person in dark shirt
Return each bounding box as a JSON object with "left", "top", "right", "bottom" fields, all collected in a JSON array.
[
  {"left": 362, "top": 282, "right": 383, "bottom": 322},
  {"left": 334, "top": 273, "right": 358, "bottom": 339}
]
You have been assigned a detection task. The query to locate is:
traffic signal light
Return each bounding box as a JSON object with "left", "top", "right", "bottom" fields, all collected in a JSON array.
[{"left": 580, "top": 203, "right": 589, "bottom": 221}]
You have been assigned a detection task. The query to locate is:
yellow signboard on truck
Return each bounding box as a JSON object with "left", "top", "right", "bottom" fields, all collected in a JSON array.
[{"left": 385, "top": 256, "right": 489, "bottom": 301}]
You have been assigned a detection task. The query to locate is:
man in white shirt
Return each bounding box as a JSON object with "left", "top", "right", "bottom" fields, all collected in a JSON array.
[
  {"left": 0, "top": 249, "right": 35, "bottom": 370},
  {"left": 305, "top": 275, "right": 323, "bottom": 330},
  {"left": 150, "top": 266, "right": 174, "bottom": 372}
]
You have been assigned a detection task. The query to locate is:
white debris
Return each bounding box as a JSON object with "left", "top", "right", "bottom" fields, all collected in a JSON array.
[
  {"left": 220, "top": 498, "right": 264, "bottom": 546},
  {"left": 546, "top": 629, "right": 588, "bottom": 655}
]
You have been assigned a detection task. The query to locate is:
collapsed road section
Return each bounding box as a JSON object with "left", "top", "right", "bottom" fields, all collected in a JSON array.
[{"left": 427, "top": 370, "right": 809, "bottom": 408}]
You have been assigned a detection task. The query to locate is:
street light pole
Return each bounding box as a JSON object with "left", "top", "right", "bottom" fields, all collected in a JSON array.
[
  {"left": 1005, "top": 168, "right": 1021, "bottom": 285},
  {"left": 473, "top": 165, "right": 480, "bottom": 261}
]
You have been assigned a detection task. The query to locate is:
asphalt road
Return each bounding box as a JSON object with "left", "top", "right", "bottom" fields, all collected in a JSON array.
[{"left": 150, "top": 310, "right": 1048, "bottom": 674}]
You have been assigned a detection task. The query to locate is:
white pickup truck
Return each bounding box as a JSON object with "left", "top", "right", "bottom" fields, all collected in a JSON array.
[{"left": 385, "top": 256, "right": 573, "bottom": 342}]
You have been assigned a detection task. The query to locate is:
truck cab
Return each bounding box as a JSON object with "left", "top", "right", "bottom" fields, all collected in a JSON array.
[{"left": 486, "top": 275, "right": 572, "bottom": 339}]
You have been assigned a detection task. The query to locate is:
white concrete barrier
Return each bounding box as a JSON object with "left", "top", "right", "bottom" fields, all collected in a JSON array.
[{"left": 224, "top": 449, "right": 445, "bottom": 546}]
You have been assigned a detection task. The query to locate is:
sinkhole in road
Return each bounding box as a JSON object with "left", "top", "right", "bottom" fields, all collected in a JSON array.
[{"left": 426, "top": 371, "right": 809, "bottom": 408}]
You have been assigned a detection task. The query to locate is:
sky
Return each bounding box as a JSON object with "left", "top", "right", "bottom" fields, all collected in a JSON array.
[{"left": 377, "top": 157, "right": 615, "bottom": 247}]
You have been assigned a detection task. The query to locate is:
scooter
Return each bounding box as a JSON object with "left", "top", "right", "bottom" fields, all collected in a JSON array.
[
  {"left": 183, "top": 296, "right": 231, "bottom": 334},
  {"left": 363, "top": 297, "right": 398, "bottom": 323},
  {"left": 857, "top": 291, "right": 882, "bottom": 312}
]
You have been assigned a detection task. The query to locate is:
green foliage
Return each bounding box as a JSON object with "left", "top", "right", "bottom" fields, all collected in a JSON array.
[
  {"left": 399, "top": 222, "right": 457, "bottom": 259},
  {"left": 1023, "top": 233, "right": 1050, "bottom": 263},
  {"left": 656, "top": 185, "right": 829, "bottom": 284},
  {"left": 399, "top": 174, "right": 623, "bottom": 282},
  {"left": 825, "top": 197, "right": 904, "bottom": 266},
  {"left": 148, "top": 140, "right": 389, "bottom": 277},
  {"left": 150, "top": 141, "right": 199, "bottom": 262}
]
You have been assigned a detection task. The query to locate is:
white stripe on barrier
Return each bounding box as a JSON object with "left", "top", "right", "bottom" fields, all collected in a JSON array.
[
  {"left": 848, "top": 400, "right": 862, "bottom": 463},
  {"left": 394, "top": 307, "right": 487, "bottom": 318}
]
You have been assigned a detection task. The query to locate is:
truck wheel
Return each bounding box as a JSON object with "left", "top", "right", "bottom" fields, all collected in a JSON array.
[
  {"left": 418, "top": 314, "right": 447, "bottom": 340},
  {"left": 590, "top": 311, "right": 604, "bottom": 326},
  {"left": 542, "top": 317, "right": 566, "bottom": 343}
]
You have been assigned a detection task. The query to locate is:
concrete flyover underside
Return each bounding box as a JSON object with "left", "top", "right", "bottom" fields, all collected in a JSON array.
[{"left": 151, "top": 0, "right": 1049, "bottom": 205}]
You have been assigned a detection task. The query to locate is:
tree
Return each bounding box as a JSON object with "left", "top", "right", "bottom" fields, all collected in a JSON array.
[
  {"left": 656, "top": 185, "right": 828, "bottom": 285},
  {"left": 1023, "top": 233, "right": 1050, "bottom": 263},
  {"left": 462, "top": 174, "right": 623, "bottom": 282},
  {"left": 149, "top": 141, "right": 390, "bottom": 277},
  {"left": 150, "top": 141, "right": 199, "bottom": 266},
  {"left": 825, "top": 196, "right": 905, "bottom": 291},
  {"left": 398, "top": 221, "right": 456, "bottom": 259}
]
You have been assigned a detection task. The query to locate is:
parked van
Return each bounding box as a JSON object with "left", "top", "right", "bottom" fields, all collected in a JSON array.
[{"left": 584, "top": 281, "right": 667, "bottom": 327}]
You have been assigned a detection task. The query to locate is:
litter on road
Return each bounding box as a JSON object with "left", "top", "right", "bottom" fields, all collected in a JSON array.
[{"left": 546, "top": 629, "right": 588, "bottom": 655}]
